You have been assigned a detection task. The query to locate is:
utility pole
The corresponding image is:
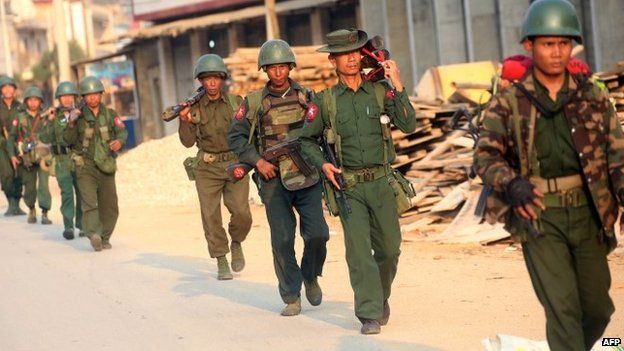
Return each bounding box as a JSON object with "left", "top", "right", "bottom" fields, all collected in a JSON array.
[
  {"left": 53, "top": 0, "right": 71, "bottom": 81},
  {"left": 265, "top": 0, "right": 279, "bottom": 40},
  {"left": 82, "top": 0, "right": 95, "bottom": 57},
  {"left": 0, "top": 0, "right": 13, "bottom": 76}
]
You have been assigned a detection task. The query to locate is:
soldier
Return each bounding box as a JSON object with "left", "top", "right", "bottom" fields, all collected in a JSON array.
[
  {"left": 0, "top": 75, "right": 26, "bottom": 216},
  {"left": 8, "top": 86, "right": 52, "bottom": 224},
  {"left": 177, "top": 54, "right": 252, "bottom": 280},
  {"left": 474, "top": 1, "right": 618, "bottom": 350},
  {"left": 300, "top": 29, "right": 416, "bottom": 334},
  {"left": 41, "top": 81, "right": 84, "bottom": 239},
  {"left": 228, "top": 39, "right": 329, "bottom": 316},
  {"left": 64, "top": 76, "right": 127, "bottom": 252}
]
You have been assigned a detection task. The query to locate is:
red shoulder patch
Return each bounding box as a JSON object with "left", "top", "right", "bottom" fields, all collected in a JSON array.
[
  {"left": 114, "top": 116, "right": 125, "bottom": 128},
  {"left": 234, "top": 104, "right": 246, "bottom": 121},
  {"left": 385, "top": 89, "right": 396, "bottom": 100},
  {"left": 306, "top": 102, "right": 318, "bottom": 122}
]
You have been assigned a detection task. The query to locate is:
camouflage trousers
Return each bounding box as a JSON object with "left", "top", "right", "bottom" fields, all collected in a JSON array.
[
  {"left": 522, "top": 205, "right": 614, "bottom": 351},
  {"left": 259, "top": 177, "right": 329, "bottom": 304}
]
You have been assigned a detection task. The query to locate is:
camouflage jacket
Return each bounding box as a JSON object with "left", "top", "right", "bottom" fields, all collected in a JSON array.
[{"left": 474, "top": 71, "right": 624, "bottom": 244}]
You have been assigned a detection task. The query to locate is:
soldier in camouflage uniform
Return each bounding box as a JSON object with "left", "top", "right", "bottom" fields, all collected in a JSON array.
[
  {"left": 64, "top": 76, "right": 127, "bottom": 252},
  {"left": 41, "top": 81, "right": 84, "bottom": 239},
  {"left": 8, "top": 87, "right": 52, "bottom": 225},
  {"left": 474, "top": 1, "right": 618, "bottom": 349},
  {"left": 0, "top": 76, "right": 26, "bottom": 216},
  {"left": 300, "top": 29, "right": 416, "bottom": 334},
  {"left": 228, "top": 39, "right": 329, "bottom": 316},
  {"left": 177, "top": 54, "right": 252, "bottom": 280}
]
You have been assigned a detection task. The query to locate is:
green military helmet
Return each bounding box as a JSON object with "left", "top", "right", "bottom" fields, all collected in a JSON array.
[
  {"left": 193, "top": 54, "right": 228, "bottom": 79},
  {"left": 55, "top": 81, "right": 79, "bottom": 98},
  {"left": 79, "top": 76, "right": 105, "bottom": 95},
  {"left": 0, "top": 75, "right": 17, "bottom": 89},
  {"left": 257, "top": 39, "right": 296, "bottom": 71},
  {"left": 23, "top": 86, "right": 44, "bottom": 101},
  {"left": 521, "top": 0, "right": 582, "bottom": 43}
]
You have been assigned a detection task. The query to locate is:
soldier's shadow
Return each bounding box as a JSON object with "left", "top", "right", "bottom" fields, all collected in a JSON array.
[{"left": 127, "top": 252, "right": 358, "bottom": 331}]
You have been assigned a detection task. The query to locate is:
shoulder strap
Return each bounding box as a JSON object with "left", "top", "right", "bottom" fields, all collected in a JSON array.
[
  {"left": 507, "top": 88, "right": 538, "bottom": 178},
  {"left": 246, "top": 90, "right": 263, "bottom": 145},
  {"left": 322, "top": 87, "right": 343, "bottom": 164},
  {"left": 226, "top": 93, "right": 239, "bottom": 113},
  {"left": 373, "top": 83, "right": 386, "bottom": 112}
]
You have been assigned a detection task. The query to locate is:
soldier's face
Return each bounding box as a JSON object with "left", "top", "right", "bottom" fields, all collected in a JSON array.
[
  {"left": 26, "top": 97, "right": 41, "bottom": 111},
  {"left": 1, "top": 85, "right": 15, "bottom": 99},
  {"left": 59, "top": 95, "right": 75, "bottom": 108},
  {"left": 330, "top": 50, "right": 362, "bottom": 77},
  {"left": 198, "top": 75, "right": 224, "bottom": 98},
  {"left": 524, "top": 36, "right": 572, "bottom": 77},
  {"left": 265, "top": 64, "right": 291, "bottom": 89},
  {"left": 84, "top": 93, "right": 102, "bottom": 108}
]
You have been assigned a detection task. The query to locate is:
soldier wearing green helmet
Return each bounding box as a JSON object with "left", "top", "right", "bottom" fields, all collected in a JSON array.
[
  {"left": 178, "top": 53, "right": 252, "bottom": 280},
  {"left": 64, "top": 76, "right": 127, "bottom": 252},
  {"left": 8, "top": 86, "right": 52, "bottom": 225},
  {"left": 474, "top": 0, "right": 617, "bottom": 349},
  {"left": 0, "top": 75, "right": 26, "bottom": 216},
  {"left": 40, "top": 81, "right": 84, "bottom": 239},
  {"left": 229, "top": 39, "right": 329, "bottom": 316}
]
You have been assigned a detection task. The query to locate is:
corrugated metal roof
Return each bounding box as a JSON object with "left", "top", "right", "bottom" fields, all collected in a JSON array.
[{"left": 121, "top": 0, "right": 337, "bottom": 41}]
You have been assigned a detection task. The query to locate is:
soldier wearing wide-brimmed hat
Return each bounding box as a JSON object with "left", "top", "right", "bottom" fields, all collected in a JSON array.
[{"left": 301, "top": 29, "right": 416, "bottom": 334}]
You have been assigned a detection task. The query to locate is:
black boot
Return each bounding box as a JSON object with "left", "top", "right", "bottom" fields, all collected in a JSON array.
[
  {"left": 63, "top": 228, "right": 75, "bottom": 240},
  {"left": 41, "top": 210, "right": 52, "bottom": 225},
  {"left": 13, "top": 198, "right": 26, "bottom": 216}
]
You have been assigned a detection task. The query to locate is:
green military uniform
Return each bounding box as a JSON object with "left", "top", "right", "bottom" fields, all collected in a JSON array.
[
  {"left": 8, "top": 106, "right": 52, "bottom": 219},
  {"left": 63, "top": 102, "right": 127, "bottom": 248},
  {"left": 0, "top": 96, "right": 24, "bottom": 214},
  {"left": 179, "top": 92, "right": 252, "bottom": 259},
  {"left": 228, "top": 78, "right": 330, "bottom": 305},
  {"left": 41, "top": 106, "right": 83, "bottom": 235},
  {"left": 474, "top": 2, "right": 618, "bottom": 350},
  {"left": 301, "top": 76, "right": 416, "bottom": 321}
]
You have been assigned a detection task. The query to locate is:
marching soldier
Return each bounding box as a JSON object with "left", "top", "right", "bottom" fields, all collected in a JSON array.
[
  {"left": 64, "top": 76, "right": 127, "bottom": 252},
  {"left": 300, "top": 29, "right": 416, "bottom": 334},
  {"left": 41, "top": 81, "right": 84, "bottom": 239},
  {"left": 0, "top": 75, "right": 26, "bottom": 216},
  {"left": 474, "top": 1, "right": 618, "bottom": 349},
  {"left": 228, "top": 39, "right": 330, "bottom": 316},
  {"left": 8, "top": 86, "right": 52, "bottom": 224},
  {"left": 177, "top": 54, "right": 252, "bottom": 280}
]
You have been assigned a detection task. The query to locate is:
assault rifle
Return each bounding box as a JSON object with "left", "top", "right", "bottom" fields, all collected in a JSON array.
[
  {"left": 162, "top": 87, "right": 206, "bottom": 122},
  {"left": 226, "top": 138, "right": 313, "bottom": 182},
  {"left": 320, "top": 132, "right": 351, "bottom": 214}
]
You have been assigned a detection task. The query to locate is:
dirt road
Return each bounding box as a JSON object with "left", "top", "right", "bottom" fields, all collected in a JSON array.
[{"left": 1, "top": 192, "right": 622, "bottom": 351}]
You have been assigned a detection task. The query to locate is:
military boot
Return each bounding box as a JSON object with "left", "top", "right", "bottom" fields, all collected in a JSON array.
[
  {"left": 378, "top": 300, "right": 390, "bottom": 326},
  {"left": 304, "top": 278, "right": 322, "bottom": 306},
  {"left": 280, "top": 298, "right": 301, "bottom": 317},
  {"left": 41, "top": 210, "right": 52, "bottom": 225},
  {"left": 230, "top": 241, "right": 245, "bottom": 272},
  {"left": 102, "top": 239, "right": 112, "bottom": 250},
  {"left": 13, "top": 199, "right": 26, "bottom": 215},
  {"left": 216, "top": 256, "right": 233, "bottom": 280},
  {"left": 4, "top": 197, "right": 15, "bottom": 216},
  {"left": 27, "top": 208, "right": 36, "bottom": 224},
  {"left": 63, "top": 228, "right": 75, "bottom": 240},
  {"left": 89, "top": 234, "right": 103, "bottom": 252},
  {"left": 360, "top": 319, "right": 381, "bottom": 335}
]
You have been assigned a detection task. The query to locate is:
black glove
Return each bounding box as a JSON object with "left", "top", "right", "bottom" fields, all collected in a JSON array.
[{"left": 505, "top": 176, "right": 536, "bottom": 208}]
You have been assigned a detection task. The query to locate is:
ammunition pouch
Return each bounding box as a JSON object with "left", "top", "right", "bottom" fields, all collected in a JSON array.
[
  {"left": 183, "top": 156, "right": 200, "bottom": 181},
  {"left": 94, "top": 140, "right": 116, "bottom": 174},
  {"left": 387, "top": 168, "right": 416, "bottom": 215},
  {"left": 71, "top": 154, "right": 85, "bottom": 168}
]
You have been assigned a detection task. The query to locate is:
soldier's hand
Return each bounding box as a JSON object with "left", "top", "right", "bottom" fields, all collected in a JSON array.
[
  {"left": 382, "top": 60, "right": 404, "bottom": 92},
  {"left": 256, "top": 158, "right": 278, "bottom": 180},
  {"left": 322, "top": 162, "right": 342, "bottom": 189},
  {"left": 10, "top": 156, "right": 20, "bottom": 169},
  {"left": 507, "top": 177, "right": 545, "bottom": 220},
  {"left": 179, "top": 102, "right": 192, "bottom": 123},
  {"left": 47, "top": 108, "right": 56, "bottom": 121},
  {"left": 109, "top": 140, "right": 122, "bottom": 152}
]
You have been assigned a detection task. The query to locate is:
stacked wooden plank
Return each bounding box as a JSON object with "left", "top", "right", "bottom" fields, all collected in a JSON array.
[
  {"left": 225, "top": 46, "right": 338, "bottom": 96},
  {"left": 597, "top": 60, "right": 624, "bottom": 123}
]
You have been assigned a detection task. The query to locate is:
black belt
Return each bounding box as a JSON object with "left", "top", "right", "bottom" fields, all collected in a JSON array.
[{"left": 52, "top": 145, "right": 71, "bottom": 155}]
